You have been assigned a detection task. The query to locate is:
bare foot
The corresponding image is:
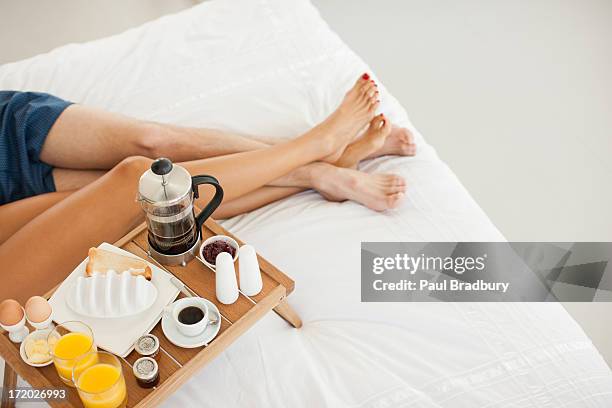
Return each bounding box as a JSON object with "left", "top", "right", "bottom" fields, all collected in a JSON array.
[
  {"left": 314, "top": 73, "right": 380, "bottom": 163},
  {"left": 313, "top": 165, "right": 406, "bottom": 211},
  {"left": 367, "top": 125, "right": 416, "bottom": 159},
  {"left": 335, "top": 113, "right": 391, "bottom": 168}
]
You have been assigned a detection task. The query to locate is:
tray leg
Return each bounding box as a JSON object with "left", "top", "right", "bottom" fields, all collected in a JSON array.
[
  {"left": 274, "top": 298, "right": 302, "bottom": 328},
  {"left": 1, "top": 363, "right": 17, "bottom": 408}
]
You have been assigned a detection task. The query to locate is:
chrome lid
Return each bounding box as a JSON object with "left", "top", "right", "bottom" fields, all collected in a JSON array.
[
  {"left": 134, "top": 334, "right": 159, "bottom": 356},
  {"left": 138, "top": 158, "right": 192, "bottom": 206},
  {"left": 133, "top": 357, "right": 158, "bottom": 381}
]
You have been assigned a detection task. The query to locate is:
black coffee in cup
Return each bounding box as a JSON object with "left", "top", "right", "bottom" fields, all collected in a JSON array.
[{"left": 178, "top": 306, "right": 205, "bottom": 325}]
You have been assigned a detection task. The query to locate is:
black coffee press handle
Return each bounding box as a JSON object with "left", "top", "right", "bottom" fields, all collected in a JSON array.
[{"left": 192, "top": 175, "right": 224, "bottom": 233}]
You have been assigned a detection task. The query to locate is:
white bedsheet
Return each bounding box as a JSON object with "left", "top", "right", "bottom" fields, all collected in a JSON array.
[{"left": 2, "top": 0, "right": 611, "bottom": 406}]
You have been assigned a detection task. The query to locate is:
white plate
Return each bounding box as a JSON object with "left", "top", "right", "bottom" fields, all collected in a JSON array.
[
  {"left": 48, "top": 243, "right": 180, "bottom": 357},
  {"left": 161, "top": 298, "right": 221, "bottom": 348},
  {"left": 20, "top": 330, "right": 53, "bottom": 367}
]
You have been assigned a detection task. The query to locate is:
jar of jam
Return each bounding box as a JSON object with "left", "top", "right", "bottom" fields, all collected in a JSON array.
[
  {"left": 133, "top": 357, "right": 160, "bottom": 388},
  {"left": 134, "top": 334, "right": 160, "bottom": 360}
]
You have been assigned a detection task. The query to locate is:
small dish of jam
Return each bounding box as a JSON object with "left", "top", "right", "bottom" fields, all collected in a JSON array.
[{"left": 199, "top": 235, "right": 238, "bottom": 270}]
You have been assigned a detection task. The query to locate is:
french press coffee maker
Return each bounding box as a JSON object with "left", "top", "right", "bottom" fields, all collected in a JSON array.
[{"left": 138, "top": 158, "right": 224, "bottom": 266}]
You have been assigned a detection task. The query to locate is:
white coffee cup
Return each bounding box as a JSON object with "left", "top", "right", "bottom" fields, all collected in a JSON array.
[{"left": 166, "top": 297, "right": 209, "bottom": 337}]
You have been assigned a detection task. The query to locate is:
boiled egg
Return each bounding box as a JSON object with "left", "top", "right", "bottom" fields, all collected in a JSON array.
[
  {"left": 0, "top": 299, "right": 24, "bottom": 326},
  {"left": 25, "top": 296, "right": 51, "bottom": 323}
]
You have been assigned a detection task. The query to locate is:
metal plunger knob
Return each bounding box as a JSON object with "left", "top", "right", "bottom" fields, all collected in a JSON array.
[
  {"left": 151, "top": 158, "right": 173, "bottom": 176},
  {"left": 151, "top": 158, "right": 173, "bottom": 199}
]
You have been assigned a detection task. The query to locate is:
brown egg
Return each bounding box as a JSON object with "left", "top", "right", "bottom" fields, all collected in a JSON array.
[
  {"left": 0, "top": 299, "right": 24, "bottom": 326},
  {"left": 25, "top": 296, "right": 52, "bottom": 323}
]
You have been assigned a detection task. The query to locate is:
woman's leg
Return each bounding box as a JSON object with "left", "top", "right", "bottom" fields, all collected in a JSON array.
[{"left": 0, "top": 191, "right": 73, "bottom": 244}]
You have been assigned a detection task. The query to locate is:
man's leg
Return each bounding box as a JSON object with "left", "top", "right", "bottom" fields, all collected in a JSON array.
[
  {"left": 215, "top": 161, "right": 406, "bottom": 218},
  {"left": 40, "top": 75, "right": 379, "bottom": 170},
  {"left": 39, "top": 105, "right": 270, "bottom": 170}
]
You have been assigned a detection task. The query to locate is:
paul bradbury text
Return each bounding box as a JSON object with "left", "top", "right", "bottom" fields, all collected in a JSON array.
[{"left": 372, "top": 279, "right": 510, "bottom": 293}]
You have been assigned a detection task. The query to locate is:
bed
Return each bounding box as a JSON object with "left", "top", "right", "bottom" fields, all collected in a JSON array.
[{"left": 1, "top": 0, "right": 611, "bottom": 406}]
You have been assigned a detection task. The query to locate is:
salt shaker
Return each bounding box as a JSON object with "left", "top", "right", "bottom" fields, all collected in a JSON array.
[
  {"left": 215, "top": 252, "right": 239, "bottom": 304},
  {"left": 238, "top": 245, "right": 263, "bottom": 296}
]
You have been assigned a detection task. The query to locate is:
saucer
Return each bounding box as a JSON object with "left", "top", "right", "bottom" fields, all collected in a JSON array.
[
  {"left": 161, "top": 298, "right": 221, "bottom": 348},
  {"left": 20, "top": 330, "right": 53, "bottom": 367}
]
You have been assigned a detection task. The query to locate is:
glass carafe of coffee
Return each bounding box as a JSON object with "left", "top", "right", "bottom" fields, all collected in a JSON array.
[{"left": 138, "top": 158, "right": 223, "bottom": 266}]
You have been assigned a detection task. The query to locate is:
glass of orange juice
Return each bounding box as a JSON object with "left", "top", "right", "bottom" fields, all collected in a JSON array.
[
  {"left": 72, "top": 351, "right": 127, "bottom": 408},
  {"left": 47, "top": 321, "right": 96, "bottom": 386}
]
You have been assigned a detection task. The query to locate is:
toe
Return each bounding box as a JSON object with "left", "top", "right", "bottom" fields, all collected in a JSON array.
[
  {"left": 405, "top": 128, "right": 415, "bottom": 144},
  {"left": 349, "top": 74, "right": 370, "bottom": 96},
  {"left": 368, "top": 99, "right": 380, "bottom": 113},
  {"left": 360, "top": 80, "right": 376, "bottom": 96},
  {"left": 381, "top": 115, "right": 392, "bottom": 134},
  {"left": 391, "top": 176, "right": 406, "bottom": 192},
  {"left": 394, "top": 175, "right": 406, "bottom": 187},
  {"left": 396, "top": 128, "right": 411, "bottom": 143},
  {"left": 380, "top": 174, "right": 405, "bottom": 187},
  {"left": 386, "top": 192, "right": 404, "bottom": 209},
  {"left": 369, "top": 114, "right": 385, "bottom": 130}
]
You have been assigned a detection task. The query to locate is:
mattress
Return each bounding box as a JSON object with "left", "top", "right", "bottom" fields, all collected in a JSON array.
[{"left": 2, "top": 0, "right": 611, "bottom": 406}]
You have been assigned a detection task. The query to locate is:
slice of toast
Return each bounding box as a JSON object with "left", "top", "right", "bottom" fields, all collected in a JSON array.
[{"left": 85, "top": 247, "right": 152, "bottom": 280}]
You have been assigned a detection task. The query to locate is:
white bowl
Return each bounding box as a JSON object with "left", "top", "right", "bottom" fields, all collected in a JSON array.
[
  {"left": 199, "top": 235, "right": 239, "bottom": 270},
  {"left": 20, "top": 330, "right": 53, "bottom": 367}
]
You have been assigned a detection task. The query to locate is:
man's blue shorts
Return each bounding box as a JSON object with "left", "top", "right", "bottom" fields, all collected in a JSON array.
[{"left": 0, "top": 91, "right": 73, "bottom": 205}]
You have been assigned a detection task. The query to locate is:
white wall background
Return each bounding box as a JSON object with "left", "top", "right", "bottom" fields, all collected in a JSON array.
[
  {"left": 1, "top": 0, "right": 610, "bottom": 366},
  {"left": 0, "top": 0, "right": 197, "bottom": 65}
]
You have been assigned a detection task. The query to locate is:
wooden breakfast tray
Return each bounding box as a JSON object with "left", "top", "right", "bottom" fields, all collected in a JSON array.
[{"left": 0, "top": 219, "right": 301, "bottom": 408}]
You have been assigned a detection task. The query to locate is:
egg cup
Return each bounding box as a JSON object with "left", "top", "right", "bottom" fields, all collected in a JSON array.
[
  {"left": 0, "top": 313, "right": 30, "bottom": 343},
  {"left": 27, "top": 311, "right": 54, "bottom": 331},
  {"left": 25, "top": 296, "right": 54, "bottom": 331}
]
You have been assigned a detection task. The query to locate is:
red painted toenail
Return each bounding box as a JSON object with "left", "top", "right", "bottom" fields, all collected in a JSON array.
[{"left": 362, "top": 73, "right": 370, "bottom": 80}]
